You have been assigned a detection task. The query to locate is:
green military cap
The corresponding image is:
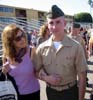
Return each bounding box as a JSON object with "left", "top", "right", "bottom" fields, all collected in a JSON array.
[
  {"left": 73, "top": 23, "right": 80, "bottom": 28},
  {"left": 46, "top": 5, "right": 64, "bottom": 19}
]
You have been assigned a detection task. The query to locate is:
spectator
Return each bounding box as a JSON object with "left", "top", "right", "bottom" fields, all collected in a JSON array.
[
  {"left": 36, "top": 24, "right": 50, "bottom": 46},
  {"left": 1, "top": 23, "right": 40, "bottom": 100},
  {"left": 88, "top": 24, "right": 93, "bottom": 55},
  {"left": 80, "top": 27, "right": 89, "bottom": 50},
  {"left": 31, "top": 30, "right": 37, "bottom": 47},
  {"left": 23, "top": 27, "right": 31, "bottom": 45}
]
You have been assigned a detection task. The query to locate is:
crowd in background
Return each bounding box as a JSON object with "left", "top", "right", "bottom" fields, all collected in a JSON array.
[{"left": 24, "top": 23, "right": 93, "bottom": 57}]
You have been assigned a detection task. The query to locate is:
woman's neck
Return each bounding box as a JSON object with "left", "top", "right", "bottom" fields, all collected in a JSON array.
[
  {"left": 15, "top": 47, "right": 27, "bottom": 54},
  {"left": 15, "top": 47, "right": 27, "bottom": 63},
  {"left": 15, "top": 48, "right": 21, "bottom": 54}
]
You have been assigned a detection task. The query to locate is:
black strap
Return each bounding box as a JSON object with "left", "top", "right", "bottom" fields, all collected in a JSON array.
[
  {"left": 7, "top": 73, "right": 19, "bottom": 95},
  {"left": 0, "top": 69, "right": 6, "bottom": 81},
  {"left": 29, "top": 47, "right": 32, "bottom": 57}
]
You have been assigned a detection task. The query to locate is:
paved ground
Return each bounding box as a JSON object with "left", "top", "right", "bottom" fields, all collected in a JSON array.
[
  {"left": 40, "top": 56, "right": 93, "bottom": 100},
  {"left": 85, "top": 56, "right": 93, "bottom": 100},
  {"left": 40, "top": 80, "right": 47, "bottom": 100}
]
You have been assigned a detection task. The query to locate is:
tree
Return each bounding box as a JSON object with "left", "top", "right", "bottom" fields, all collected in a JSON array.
[
  {"left": 73, "top": 12, "right": 93, "bottom": 23},
  {"left": 88, "top": 0, "right": 93, "bottom": 15},
  {"left": 88, "top": 0, "right": 93, "bottom": 7}
]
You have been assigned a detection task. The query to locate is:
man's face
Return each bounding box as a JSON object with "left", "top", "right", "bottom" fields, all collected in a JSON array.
[
  {"left": 72, "top": 27, "right": 80, "bottom": 35},
  {"left": 47, "top": 17, "right": 66, "bottom": 36}
]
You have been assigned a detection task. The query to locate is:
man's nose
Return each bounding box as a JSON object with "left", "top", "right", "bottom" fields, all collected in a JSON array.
[{"left": 52, "top": 24, "right": 56, "bottom": 29}]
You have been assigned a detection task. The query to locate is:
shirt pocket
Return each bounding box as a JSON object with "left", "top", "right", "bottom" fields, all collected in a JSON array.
[
  {"left": 42, "top": 48, "right": 52, "bottom": 67},
  {"left": 59, "top": 55, "right": 74, "bottom": 69},
  {"left": 42, "top": 55, "right": 52, "bottom": 67}
]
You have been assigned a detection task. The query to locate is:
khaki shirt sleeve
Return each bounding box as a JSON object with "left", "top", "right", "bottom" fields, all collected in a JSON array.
[
  {"left": 33, "top": 46, "right": 43, "bottom": 71},
  {"left": 75, "top": 43, "right": 88, "bottom": 73}
]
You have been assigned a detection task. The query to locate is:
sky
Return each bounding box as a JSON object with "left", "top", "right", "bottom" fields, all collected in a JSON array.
[{"left": 0, "top": 0, "right": 92, "bottom": 16}]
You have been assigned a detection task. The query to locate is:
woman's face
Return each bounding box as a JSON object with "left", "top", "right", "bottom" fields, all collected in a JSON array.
[
  {"left": 45, "top": 28, "right": 50, "bottom": 38},
  {"left": 13, "top": 30, "right": 27, "bottom": 49}
]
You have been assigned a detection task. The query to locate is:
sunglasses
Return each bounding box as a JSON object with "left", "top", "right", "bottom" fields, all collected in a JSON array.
[{"left": 14, "top": 32, "right": 25, "bottom": 42}]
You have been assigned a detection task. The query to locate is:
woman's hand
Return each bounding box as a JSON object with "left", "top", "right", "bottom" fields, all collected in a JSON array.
[
  {"left": 2, "top": 62, "right": 10, "bottom": 74},
  {"left": 44, "top": 74, "right": 62, "bottom": 86},
  {"left": 38, "top": 69, "right": 62, "bottom": 86}
]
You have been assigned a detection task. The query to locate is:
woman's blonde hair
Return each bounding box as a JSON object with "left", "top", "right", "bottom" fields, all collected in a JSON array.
[
  {"left": 39, "top": 24, "right": 48, "bottom": 38},
  {"left": 1, "top": 23, "right": 27, "bottom": 62}
]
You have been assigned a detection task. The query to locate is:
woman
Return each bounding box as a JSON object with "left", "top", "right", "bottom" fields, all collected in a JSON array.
[
  {"left": 1, "top": 23, "right": 40, "bottom": 100},
  {"left": 36, "top": 24, "right": 50, "bottom": 46}
]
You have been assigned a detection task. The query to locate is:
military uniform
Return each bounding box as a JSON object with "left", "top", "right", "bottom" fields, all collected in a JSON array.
[
  {"left": 35, "top": 35, "right": 87, "bottom": 91},
  {"left": 34, "top": 5, "right": 87, "bottom": 100},
  {"left": 69, "top": 34, "right": 88, "bottom": 60}
]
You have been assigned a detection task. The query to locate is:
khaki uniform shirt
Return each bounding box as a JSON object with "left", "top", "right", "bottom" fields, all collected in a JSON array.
[
  {"left": 89, "top": 36, "right": 93, "bottom": 44},
  {"left": 34, "top": 35, "right": 88, "bottom": 91},
  {"left": 68, "top": 34, "right": 88, "bottom": 60}
]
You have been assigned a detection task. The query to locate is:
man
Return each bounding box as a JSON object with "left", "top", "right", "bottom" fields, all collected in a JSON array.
[
  {"left": 68, "top": 23, "right": 88, "bottom": 60},
  {"left": 80, "top": 27, "right": 89, "bottom": 50},
  {"left": 88, "top": 24, "right": 93, "bottom": 56},
  {"left": 68, "top": 23, "right": 89, "bottom": 87},
  {"left": 34, "top": 5, "right": 87, "bottom": 100},
  {"left": 23, "top": 27, "right": 31, "bottom": 45}
]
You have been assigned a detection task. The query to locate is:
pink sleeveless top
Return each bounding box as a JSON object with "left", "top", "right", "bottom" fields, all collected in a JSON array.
[{"left": 9, "top": 49, "right": 40, "bottom": 95}]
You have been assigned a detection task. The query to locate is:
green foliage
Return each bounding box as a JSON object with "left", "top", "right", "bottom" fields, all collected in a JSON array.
[
  {"left": 74, "top": 12, "right": 93, "bottom": 23},
  {"left": 88, "top": 0, "right": 92, "bottom": 5}
]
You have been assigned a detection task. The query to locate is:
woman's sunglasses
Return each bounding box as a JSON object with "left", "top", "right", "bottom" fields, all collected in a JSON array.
[{"left": 14, "top": 32, "right": 25, "bottom": 42}]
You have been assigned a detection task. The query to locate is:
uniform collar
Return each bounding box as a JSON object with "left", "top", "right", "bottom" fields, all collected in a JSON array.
[{"left": 44, "top": 35, "right": 73, "bottom": 47}]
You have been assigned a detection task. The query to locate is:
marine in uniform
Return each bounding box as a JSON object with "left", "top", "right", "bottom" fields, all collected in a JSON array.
[
  {"left": 68, "top": 23, "right": 88, "bottom": 60},
  {"left": 33, "top": 5, "right": 88, "bottom": 100}
]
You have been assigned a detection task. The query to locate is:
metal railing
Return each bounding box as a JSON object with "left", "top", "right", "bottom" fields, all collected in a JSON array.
[{"left": 0, "top": 16, "right": 45, "bottom": 31}]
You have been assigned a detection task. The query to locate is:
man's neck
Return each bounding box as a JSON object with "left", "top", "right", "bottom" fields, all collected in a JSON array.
[{"left": 52, "top": 34, "right": 65, "bottom": 41}]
